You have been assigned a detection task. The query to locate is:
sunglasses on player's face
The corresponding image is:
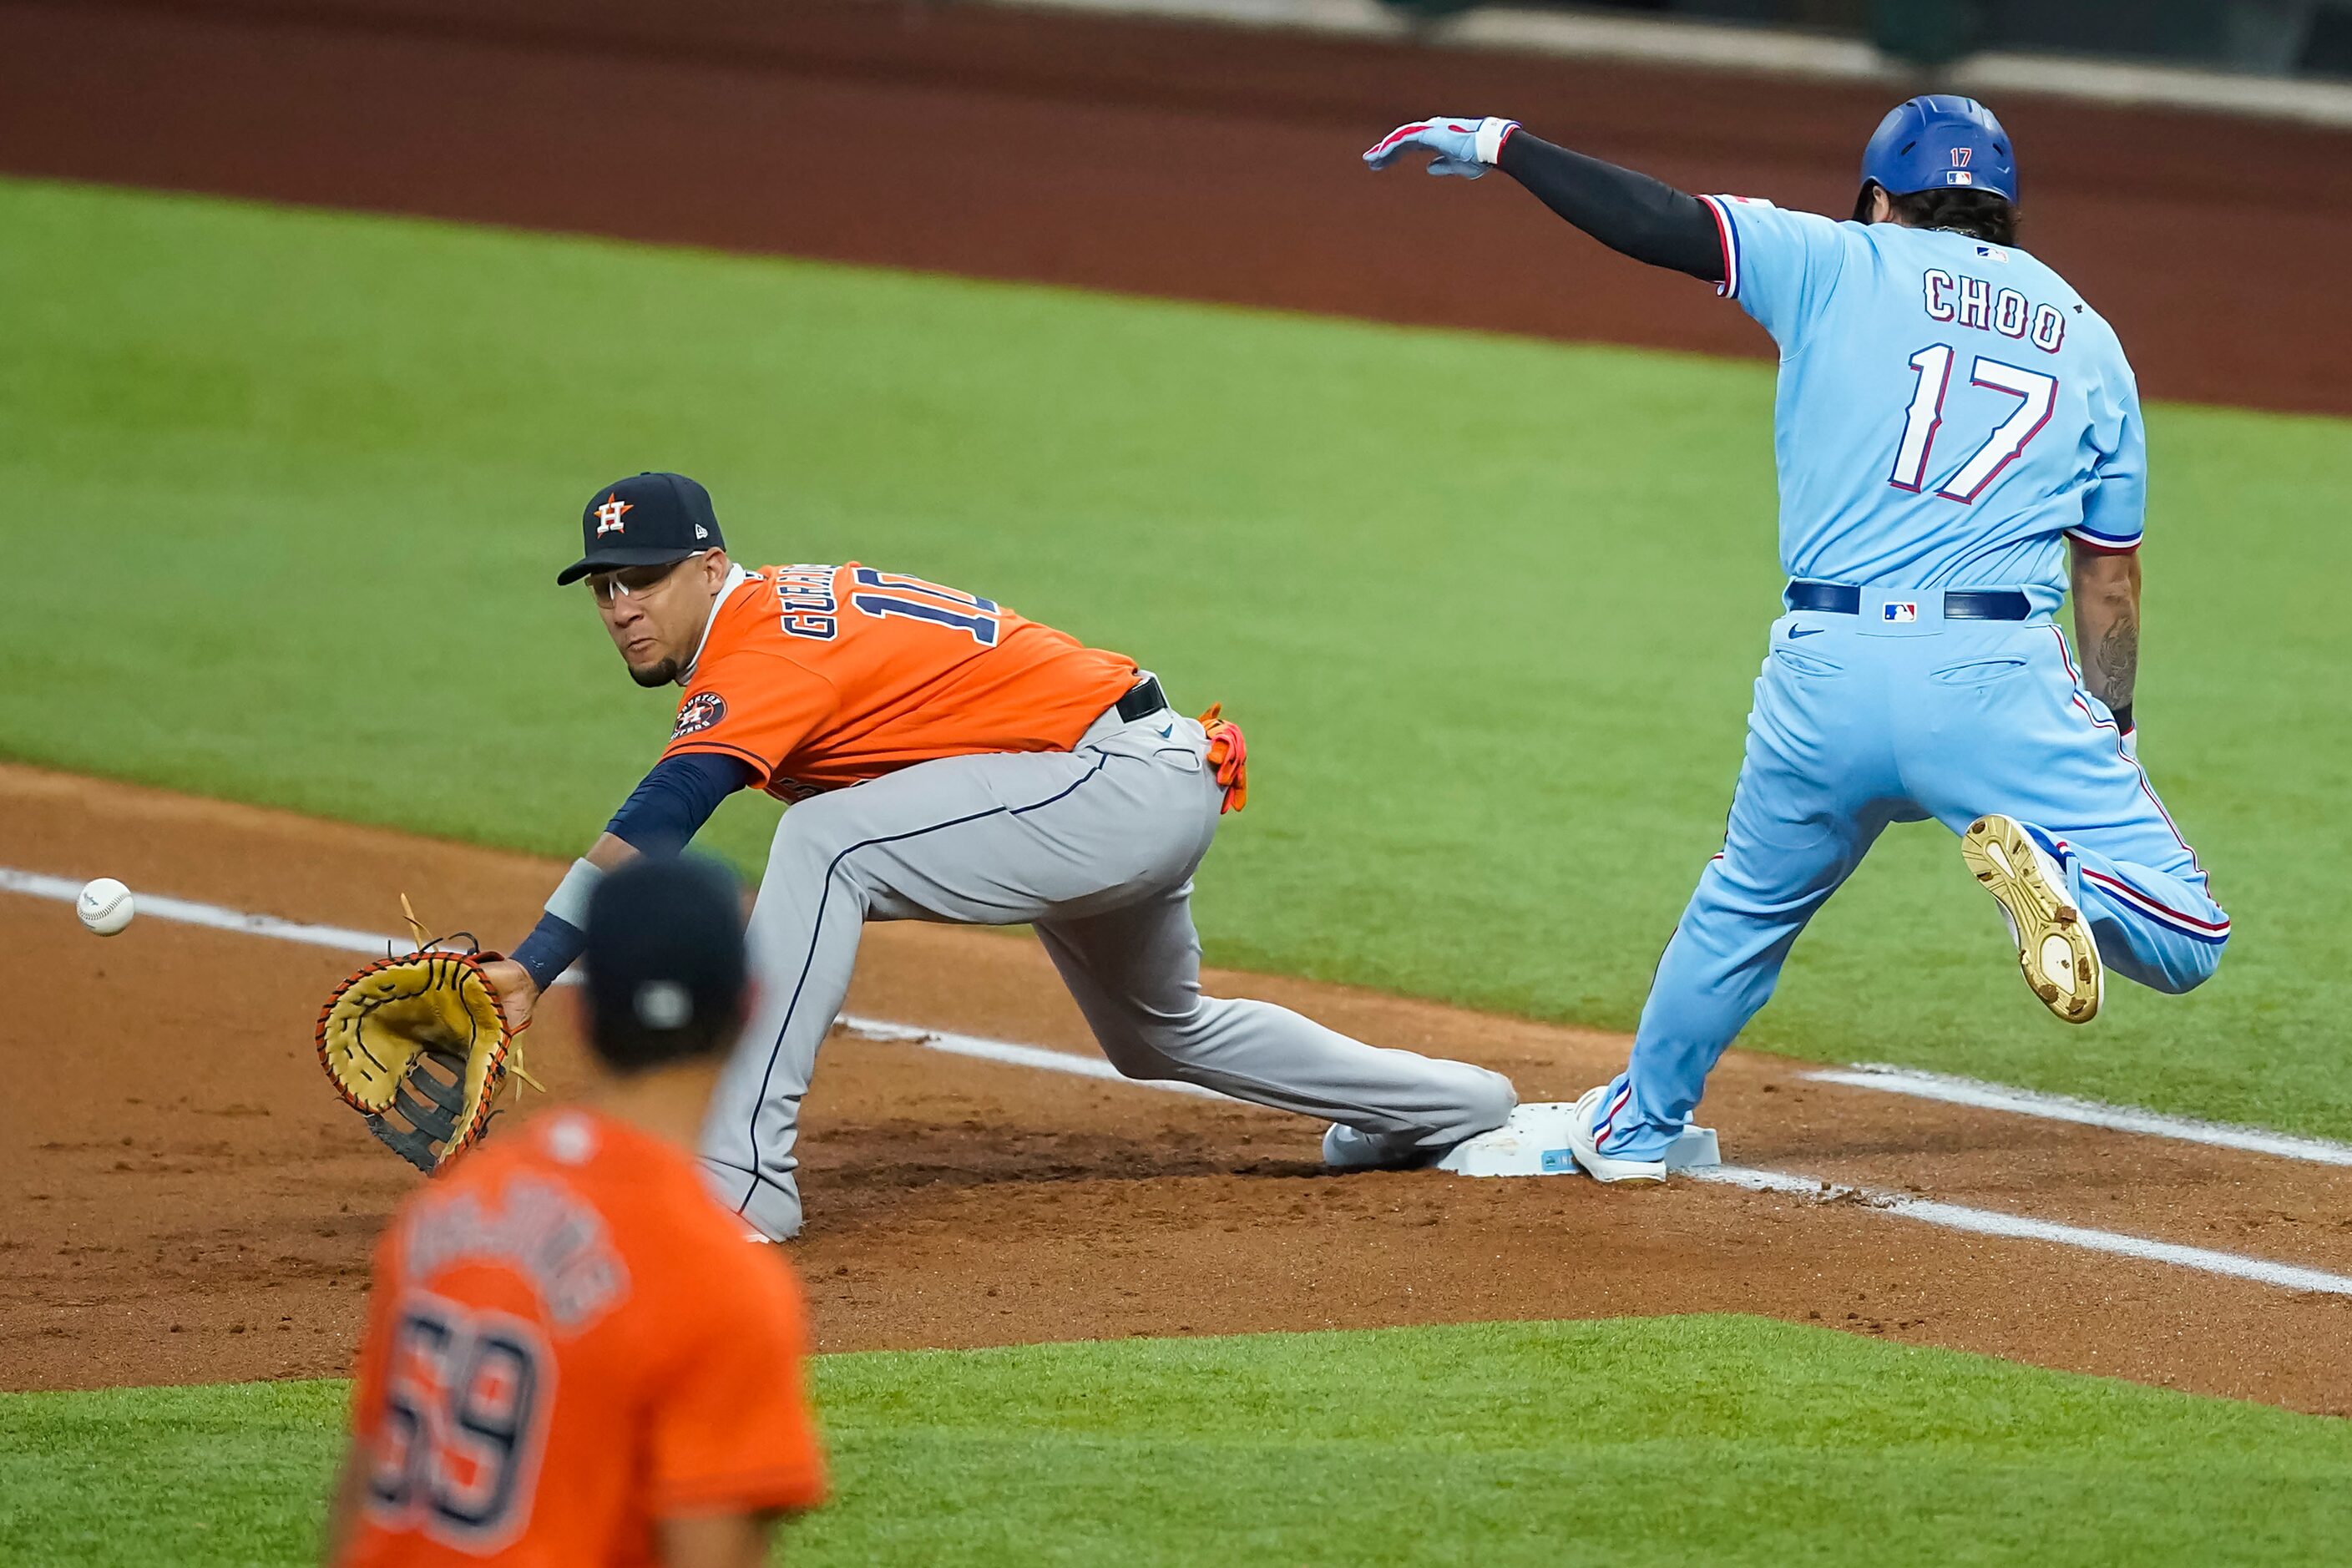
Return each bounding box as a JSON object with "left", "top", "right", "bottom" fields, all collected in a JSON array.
[{"left": 587, "top": 551, "right": 712, "bottom": 606}]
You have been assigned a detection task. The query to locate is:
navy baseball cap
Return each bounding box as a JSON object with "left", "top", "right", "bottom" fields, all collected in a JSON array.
[
  {"left": 1862, "top": 95, "right": 2016, "bottom": 202},
  {"left": 582, "top": 853, "right": 748, "bottom": 1071},
  {"left": 557, "top": 472, "right": 726, "bottom": 586}
]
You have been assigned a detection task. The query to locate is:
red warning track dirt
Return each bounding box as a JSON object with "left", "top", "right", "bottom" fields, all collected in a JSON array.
[
  {"left": 8, "top": 763, "right": 2352, "bottom": 1414},
  {"left": 2, "top": 0, "right": 2349, "bottom": 414}
]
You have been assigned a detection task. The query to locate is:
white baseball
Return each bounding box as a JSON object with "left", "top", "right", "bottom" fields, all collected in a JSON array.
[{"left": 77, "top": 878, "right": 135, "bottom": 937}]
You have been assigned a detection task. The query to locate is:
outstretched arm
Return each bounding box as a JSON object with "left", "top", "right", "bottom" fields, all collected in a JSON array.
[
  {"left": 1499, "top": 133, "right": 1723, "bottom": 280},
  {"left": 2069, "top": 540, "right": 2139, "bottom": 742},
  {"left": 480, "top": 751, "right": 756, "bottom": 1024},
  {"left": 1364, "top": 117, "right": 1723, "bottom": 282}
]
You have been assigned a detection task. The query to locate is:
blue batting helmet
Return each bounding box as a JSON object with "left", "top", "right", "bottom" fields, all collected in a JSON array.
[{"left": 1861, "top": 95, "right": 2016, "bottom": 202}]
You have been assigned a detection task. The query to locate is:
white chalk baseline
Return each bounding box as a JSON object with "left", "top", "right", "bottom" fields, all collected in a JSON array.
[{"left": 6, "top": 864, "right": 2349, "bottom": 1298}]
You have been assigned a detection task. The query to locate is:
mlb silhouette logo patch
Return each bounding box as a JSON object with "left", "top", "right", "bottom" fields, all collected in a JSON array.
[
  {"left": 1944, "top": 170, "right": 1975, "bottom": 186},
  {"left": 1883, "top": 602, "right": 1920, "bottom": 623}
]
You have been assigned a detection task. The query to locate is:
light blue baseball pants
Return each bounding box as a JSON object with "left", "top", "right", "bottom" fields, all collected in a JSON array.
[{"left": 1592, "top": 586, "right": 2230, "bottom": 1161}]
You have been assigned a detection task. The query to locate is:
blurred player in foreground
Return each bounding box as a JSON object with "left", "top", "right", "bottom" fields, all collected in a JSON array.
[
  {"left": 1367, "top": 98, "right": 2228, "bottom": 1181},
  {"left": 474, "top": 473, "right": 1517, "bottom": 1239},
  {"left": 326, "top": 855, "right": 825, "bottom": 1567}
]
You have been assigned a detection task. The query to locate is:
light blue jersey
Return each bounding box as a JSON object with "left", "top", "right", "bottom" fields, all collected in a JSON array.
[
  {"left": 1700, "top": 196, "right": 2144, "bottom": 602},
  {"left": 1579, "top": 196, "right": 2226, "bottom": 1171}
]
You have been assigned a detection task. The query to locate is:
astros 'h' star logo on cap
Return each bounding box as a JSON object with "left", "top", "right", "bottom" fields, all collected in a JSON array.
[{"left": 594, "top": 494, "right": 632, "bottom": 536}]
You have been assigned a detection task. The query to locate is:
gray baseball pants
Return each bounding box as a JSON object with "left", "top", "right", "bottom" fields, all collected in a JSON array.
[{"left": 699, "top": 692, "right": 1517, "bottom": 1239}]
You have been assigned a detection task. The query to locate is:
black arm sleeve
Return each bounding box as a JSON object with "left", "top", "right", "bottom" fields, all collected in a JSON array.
[
  {"left": 604, "top": 751, "right": 758, "bottom": 859},
  {"left": 1496, "top": 131, "right": 1723, "bottom": 283}
]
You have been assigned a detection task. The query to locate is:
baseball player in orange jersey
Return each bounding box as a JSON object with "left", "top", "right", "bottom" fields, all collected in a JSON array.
[
  {"left": 328, "top": 855, "right": 825, "bottom": 1568},
  {"left": 478, "top": 472, "right": 1516, "bottom": 1239}
]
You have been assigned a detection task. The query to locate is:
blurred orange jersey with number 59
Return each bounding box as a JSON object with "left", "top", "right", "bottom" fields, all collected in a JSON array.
[
  {"left": 660, "top": 564, "right": 1138, "bottom": 798},
  {"left": 339, "top": 1109, "right": 826, "bottom": 1567}
]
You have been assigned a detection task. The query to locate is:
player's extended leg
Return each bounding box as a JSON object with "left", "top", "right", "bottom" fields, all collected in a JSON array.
[
  {"left": 1921, "top": 625, "right": 2228, "bottom": 1001},
  {"left": 701, "top": 706, "right": 1512, "bottom": 1237},
  {"left": 1581, "top": 794, "right": 1896, "bottom": 1178},
  {"left": 1574, "top": 630, "right": 1900, "bottom": 1179},
  {"left": 1035, "top": 883, "right": 1516, "bottom": 1156},
  {"left": 699, "top": 733, "right": 1196, "bottom": 1239},
  {"left": 696, "top": 783, "right": 903, "bottom": 1241},
  {"left": 2036, "top": 822, "right": 2227, "bottom": 993}
]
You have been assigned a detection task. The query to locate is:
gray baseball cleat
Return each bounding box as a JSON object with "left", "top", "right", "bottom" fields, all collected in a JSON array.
[
  {"left": 1963, "top": 813, "right": 2102, "bottom": 1024},
  {"left": 1321, "top": 1122, "right": 1446, "bottom": 1171}
]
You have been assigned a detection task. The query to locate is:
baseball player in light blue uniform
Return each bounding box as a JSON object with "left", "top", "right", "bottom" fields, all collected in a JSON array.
[{"left": 1368, "top": 97, "right": 2230, "bottom": 1180}]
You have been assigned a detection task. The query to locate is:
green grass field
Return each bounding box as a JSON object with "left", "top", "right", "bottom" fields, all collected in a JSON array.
[
  {"left": 7, "top": 177, "right": 2352, "bottom": 1565},
  {"left": 3, "top": 175, "right": 2348, "bottom": 1138},
  {"left": 9, "top": 1318, "right": 2352, "bottom": 1566}
]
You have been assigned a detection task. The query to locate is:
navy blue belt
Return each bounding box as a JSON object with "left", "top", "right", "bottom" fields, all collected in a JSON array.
[
  {"left": 1785, "top": 581, "right": 2032, "bottom": 621},
  {"left": 1115, "top": 675, "right": 1169, "bottom": 721}
]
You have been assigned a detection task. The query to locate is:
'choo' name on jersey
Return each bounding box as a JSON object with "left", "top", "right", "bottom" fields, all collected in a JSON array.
[{"left": 1920, "top": 262, "right": 2066, "bottom": 354}]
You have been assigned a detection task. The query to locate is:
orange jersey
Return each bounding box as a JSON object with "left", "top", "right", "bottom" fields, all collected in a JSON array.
[
  {"left": 340, "top": 1109, "right": 825, "bottom": 1568},
  {"left": 660, "top": 564, "right": 1137, "bottom": 798}
]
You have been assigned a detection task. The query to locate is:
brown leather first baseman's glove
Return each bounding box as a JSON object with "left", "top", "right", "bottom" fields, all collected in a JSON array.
[{"left": 315, "top": 903, "right": 538, "bottom": 1172}]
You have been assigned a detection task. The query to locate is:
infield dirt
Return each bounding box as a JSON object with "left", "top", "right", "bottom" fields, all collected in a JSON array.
[
  {"left": 7, "top": 762, "right": 2352, "bottom": 1414},
  {"left": 6, "top": 0, "right": 2351, "bottom": 1419}
]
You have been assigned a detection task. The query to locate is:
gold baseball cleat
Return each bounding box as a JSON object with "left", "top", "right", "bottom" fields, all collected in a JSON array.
[{"left": 1963, "top": 814, "right": 2102, "bottom": 1024}]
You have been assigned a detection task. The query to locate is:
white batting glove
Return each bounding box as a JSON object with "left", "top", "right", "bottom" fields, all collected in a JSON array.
[{"left": 1363, "top": 116, "right": 1520, "bottom": 179}]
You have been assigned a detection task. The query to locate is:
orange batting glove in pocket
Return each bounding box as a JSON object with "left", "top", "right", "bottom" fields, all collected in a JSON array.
[{"left": 1196, "top": 704, "right": 1249, "bottom": 814}]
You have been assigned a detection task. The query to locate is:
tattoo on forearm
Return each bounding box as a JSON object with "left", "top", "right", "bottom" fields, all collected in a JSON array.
[{"left": 2093, "top": 610, "right": 2138, "bottom": 711}]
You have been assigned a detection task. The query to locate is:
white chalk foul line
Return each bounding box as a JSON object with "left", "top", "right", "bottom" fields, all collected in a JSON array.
[
  {"left": 1689, "top": 1164, "right": 2352, "bottom": 1297},
  {"left": 16, "top": 865, "right": 2331, "bottom": 1163},
  {"left": 0, "top": 866, "right": 1220, "bottom": 1090},
  {"left": 6, "top": 864, "right": 2347, "bottom": 1296},
  {"left": 825, "top": 1014, "right": 1232, "bottom": 1100},
  {"left": 3, "top": 867, "right": 405, "bottom": 959},
  {"left": 1804, "top": 1065, "right": 2352, "bottom": 1169}
]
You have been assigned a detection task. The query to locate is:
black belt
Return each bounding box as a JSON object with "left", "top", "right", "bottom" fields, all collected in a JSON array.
[
  {"left": 1785, "top": 581, "right": 2032, "bottom": 621},
  {"left": 1115, "top": 675, "right": 1169, "bottom": 721}
]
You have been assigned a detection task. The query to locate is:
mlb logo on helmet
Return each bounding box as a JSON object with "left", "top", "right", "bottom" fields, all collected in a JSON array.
[
  {"left": 1860, "top": 94, "right": 2016, "bottom": 203},
  {"left": 1883, "top": 602, "right": 1920, "bottom": 623}
]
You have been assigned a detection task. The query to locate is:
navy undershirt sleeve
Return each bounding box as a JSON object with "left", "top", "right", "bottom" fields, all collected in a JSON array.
[
  {"left": 511, "top": 913, "right": 584, "bottom": 995},
  {"left": 604, "top": 751, "right": 757, "bottom": 859},
  {"left": 510, "top": 752, "right": 756, "bottom": 992},
  {"left": 1497, "top": 133, "right": 1722, "bottom": 282}
]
